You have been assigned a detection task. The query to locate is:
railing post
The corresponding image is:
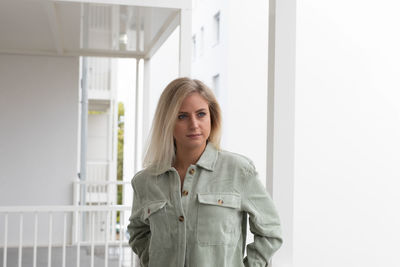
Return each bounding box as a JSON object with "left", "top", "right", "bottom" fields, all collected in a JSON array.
[
  {"left": 90, "top": 211, "right": 95, "bottom": 267},
  {"left": 48, "top": 213, "right": 53, "bottom": 267},
  {"left": 73, "top": 180, "right": 79, "bottom": 244},
  {"left": 76, "top": 211, "right": 80, "bottom": 267},
  {"left": 33, "top": 213, "right": 38, "bottom": 267},
  {"left": 3, "top": 213, "right": 8, "bottom": 267},
  {"left": 18, "top": 213, "right": 23, "bottom": 267},
  {"left": 119, "top": 211, "right": 124, "bottom": 267},
  {"left": 62, "top": 212, "right": 67, "bottom": 267},
  {"left": 105, "top": 210, "right": 110, "bottom": 267},
  {"left": 73, "top": 180, "right": 79, "bottom": 205}
]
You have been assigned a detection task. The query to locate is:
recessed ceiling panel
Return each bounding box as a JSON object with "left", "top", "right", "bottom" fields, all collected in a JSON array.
[{"left": 0, "top": 1, "right": 179, "bottom": 57}]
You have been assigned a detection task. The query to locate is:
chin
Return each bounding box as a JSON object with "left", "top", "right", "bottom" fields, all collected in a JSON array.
[{"left": 183, "top": 140, "right": 206, "bottom": 149}]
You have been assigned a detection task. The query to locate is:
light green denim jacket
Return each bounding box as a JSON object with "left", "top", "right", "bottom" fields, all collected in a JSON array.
[{"left": 127, "top": 143, "right": 283, "bottom": 267}]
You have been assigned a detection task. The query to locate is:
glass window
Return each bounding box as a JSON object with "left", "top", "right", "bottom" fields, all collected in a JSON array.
[{"left": 213, "top": 12, "right": 220, "bottom": 45}]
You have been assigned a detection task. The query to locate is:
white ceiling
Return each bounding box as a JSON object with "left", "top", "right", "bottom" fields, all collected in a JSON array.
[{"left": 0, "top": 0, "right": 181, "bottom": 58}]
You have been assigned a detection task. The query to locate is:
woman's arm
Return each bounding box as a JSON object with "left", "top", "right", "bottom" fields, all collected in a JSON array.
[
  {"left": 241, "top": 164, "right": 283, "bottom": 267},
  {"left": 127, "top": 179, "right": 150, "bottom": 266}
]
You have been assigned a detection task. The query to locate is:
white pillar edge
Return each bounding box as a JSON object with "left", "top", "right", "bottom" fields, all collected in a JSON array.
[
  {"left": 133, "top": 58, "right": 141, "bottom": 267},
  {"left": 134, "top": 59, "right": 140, "bottom": 175},
  {"left": 179, "top": 8, "right": 192, "bottom": 77},
  {"left": 267, "top": 0, "right": 296, "bottom": 266},
  {"left": 142, "top": 10, "right": 152, "bottom": 156},
  {"left": 142, "top": 59, "right": 151, "bottom": 157}
]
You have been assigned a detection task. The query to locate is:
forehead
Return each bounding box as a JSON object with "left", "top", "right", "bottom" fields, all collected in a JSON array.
[{"left": 179, "top": 92, "right": 209, "bottom": 111}]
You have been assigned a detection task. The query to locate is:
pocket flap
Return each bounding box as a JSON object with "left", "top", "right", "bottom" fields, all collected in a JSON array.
[
  {"left": 142, "top": 201, "right": 167, "bottom": 220},
  {"left": 197, "top": 193, "right": 241, "bottom": 209}
]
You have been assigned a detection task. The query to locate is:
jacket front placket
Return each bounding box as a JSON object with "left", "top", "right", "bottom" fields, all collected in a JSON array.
[{"left": 168, "top": 167, "right": 190, "bottom": 267}]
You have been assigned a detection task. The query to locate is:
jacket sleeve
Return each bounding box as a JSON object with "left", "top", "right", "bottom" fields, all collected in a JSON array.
[
  {"left": 127, "top": 179, "right": 150, "bottom": 267},
  {"left": 241, "top": 164, "right": 283, "bottom": 267}
]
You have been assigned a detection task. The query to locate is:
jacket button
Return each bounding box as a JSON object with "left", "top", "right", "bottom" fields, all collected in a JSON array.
[
  {"left": 178, "top": 216, "right": 185, "bottom": 222},
  {"left": 182, "top": 190, "right": 189, "bottom": 196},
  {"left": 218, "top": 199, "right": 224, "bottom": 205},
  {"left": 189, "top": 168, "right": 195, "bottom": 175}
]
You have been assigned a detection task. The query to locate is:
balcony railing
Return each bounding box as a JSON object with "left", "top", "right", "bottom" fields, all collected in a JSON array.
[
  {"left": 0, "top": 205, "right": 134, "bottom": 267},
  {"left": 74, "top": 180, "right": 130, "bottom": 205},
  {"left": 87, "top": 57, "right": 111, "bottom": 97},
  {"left": 87, "top": 161, "right": 109, "bottom": 182}
]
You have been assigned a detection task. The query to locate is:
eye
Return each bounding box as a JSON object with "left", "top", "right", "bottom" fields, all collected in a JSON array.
[
  {"left": 178, "top": 114, "right": 186, "bottom": 120},
  {"left": 197, "top": 112, "right": 206, "bottom": 117}
]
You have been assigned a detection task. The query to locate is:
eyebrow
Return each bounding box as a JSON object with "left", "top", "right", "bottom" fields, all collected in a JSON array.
[{"left": 178, "top": 108, "right": 207, "bottom": 114}]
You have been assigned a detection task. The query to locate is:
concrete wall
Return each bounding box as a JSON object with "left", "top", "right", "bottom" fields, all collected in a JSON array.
[{"left": 0, "top": 54, "right": 79, "bottom": 245}]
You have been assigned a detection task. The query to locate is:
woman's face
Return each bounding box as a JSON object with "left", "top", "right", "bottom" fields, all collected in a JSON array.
[{"left": 173, "top": 92, "right": 211, "bottom": 151}]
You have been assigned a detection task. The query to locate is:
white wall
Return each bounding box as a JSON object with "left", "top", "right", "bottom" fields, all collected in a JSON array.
[
  {"left": 191, "top": 0, "right": 229, "bottom": 149},
  {"left": 192, "top": 0, "right": 269, "bottom": 187},
  {"left": 147, "top": 26, "right": 180, "bottom": 140},
  {"left": 226, "top": 0, "right": 269, "bottom": 186},
  {"left": 294, "top": 1, "right": 400, "bottom": 266},
  {"left": 192, "top": 0, "right": 229, "bottom": 109},
  {"left": 0, "top": 54, "right": 79, "bottom": 245}
]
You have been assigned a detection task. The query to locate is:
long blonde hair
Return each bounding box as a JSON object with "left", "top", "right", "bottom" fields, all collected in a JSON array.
[{"left": 143, "top": 77, "right": 222, "bottom": 175}]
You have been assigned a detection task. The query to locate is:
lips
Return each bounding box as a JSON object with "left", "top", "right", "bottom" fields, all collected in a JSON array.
[{"left": 187, "top": 134, "right": 202, "bottom": 138}]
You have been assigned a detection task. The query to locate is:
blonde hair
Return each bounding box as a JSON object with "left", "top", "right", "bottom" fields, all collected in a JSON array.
[{"left": 143, "top": 77, "right": 222, "bottom": 175}]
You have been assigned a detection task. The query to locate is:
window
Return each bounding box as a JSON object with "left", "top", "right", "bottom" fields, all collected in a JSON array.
[
  {"left": 200, "top": 26, "right": 205, "bottom": 56},
  {"left": 213, "top": 12, "right": 220, "bottom": 45},
  {"left": 212, "top": 74, "right": 220, "bottom": 99},
  {"left": 192, "top": 34, "right": 197, "bottom": 60}
]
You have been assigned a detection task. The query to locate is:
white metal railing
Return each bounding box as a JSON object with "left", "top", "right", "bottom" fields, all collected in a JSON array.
[
  {"left": 73, "top": 180, "right": 132, "bottom": 247},
  {"left": 87, "top": 161, "right": 109, "bottom": 182},
  {"left": 74, "top": 180, "right": 131, "bottom": 205},
  {"left": 87, "top": 57, "right": 111, "bottom": 92},
  {"left": 0, "top": 205, "right": 134, "bottom": 267},
  {"left": 85, "top": 162, "right": 112, "bottom": 205}
]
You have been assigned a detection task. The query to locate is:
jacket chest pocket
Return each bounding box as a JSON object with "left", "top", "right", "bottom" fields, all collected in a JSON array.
[
  {"left": 142, "top": 200, "right": 172, "bottom": 248},
  {"left": 196, "top": 192, "right": 241, "bottom": 246}
]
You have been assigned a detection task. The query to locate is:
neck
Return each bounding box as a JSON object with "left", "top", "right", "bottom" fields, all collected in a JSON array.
[{"left": 174, "top": 143, "right": 207, "bottom": 170}]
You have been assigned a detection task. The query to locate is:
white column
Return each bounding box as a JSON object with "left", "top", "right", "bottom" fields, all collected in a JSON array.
[
  {"left": 267, "top": 0, "right": 296, "bottom": 266},
  {"left": 122, "top": 58, "right": 136, "bottom": 229},
  {"left": 134, "top": 59, "right": 141, "bottom": 175},
  {"left": 142, "top": 8, "right": 152, "bottom": 160},
  {"left": 142, "top": 58, "right": 151, "bottom": 154},
  {"left": 133, "top": 60, "right": 140, "bottom": 267},
  {"left": 179, "top": 8, "right": 192, "bottom": 77}
]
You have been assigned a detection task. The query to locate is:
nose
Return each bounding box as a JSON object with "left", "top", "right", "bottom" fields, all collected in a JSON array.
[{"left": 189, "top": 115, "right": 199, "bottom": 129}]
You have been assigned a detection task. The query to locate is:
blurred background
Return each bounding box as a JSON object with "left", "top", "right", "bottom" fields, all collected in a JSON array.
[{"left": 0, "top": 0, "right": 399, "bottom": 267}]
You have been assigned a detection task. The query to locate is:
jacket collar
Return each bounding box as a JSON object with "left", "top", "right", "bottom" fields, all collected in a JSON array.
[
  {"left": 165, "top": 142, "right": 218, "bottom": 174},
  {"left": 195, "top": 142, "right": 218, "bottom": 171}
]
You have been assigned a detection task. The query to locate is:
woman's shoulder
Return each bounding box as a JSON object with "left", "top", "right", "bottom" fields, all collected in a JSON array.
[
  {"left": 131, "top": 167, "right": 157, "bottom": 186},
  {"left": 217, "top": 148, "right": 257, "bottom": 175}
]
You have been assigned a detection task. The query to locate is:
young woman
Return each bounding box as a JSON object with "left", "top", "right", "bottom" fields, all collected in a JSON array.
[{"left": 127, "top": 78, "right": 283, "bottom": 267}]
